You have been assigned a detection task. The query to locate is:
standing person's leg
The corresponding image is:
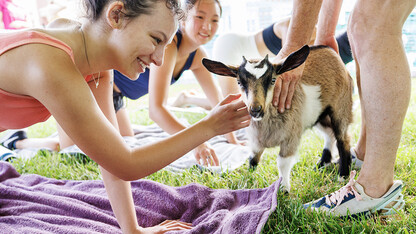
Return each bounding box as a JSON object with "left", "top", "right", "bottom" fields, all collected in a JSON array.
[
  {"left": 351, "top": 63, "right": 365, "bottom": 166},
  {"left": 304, "top": 0, "right": 415, "bottom": 216},
  {"left": 349, "top": 0, "right": 415, "bottom": 198}
]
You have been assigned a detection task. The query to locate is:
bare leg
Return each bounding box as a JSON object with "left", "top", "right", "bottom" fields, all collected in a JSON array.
[
  {"left": 16, "top": 138, "right": 59, "bottom": 151},
  {"left": 1, "top": 128, "right": 60, "bottom": 151},
  {"left": 171, "top": 91, "right": 212, "bottom": 110},
  {"left": 352, "top": 62, "right": 366, "bottom": 161},
  {"left": 348, "top": 0, "right": 415, "bottom": 198}
]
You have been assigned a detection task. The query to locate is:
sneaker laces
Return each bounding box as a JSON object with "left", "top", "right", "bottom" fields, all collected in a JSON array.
[{"left": 325, "top": 170, "right": 362, "bottom": 208}]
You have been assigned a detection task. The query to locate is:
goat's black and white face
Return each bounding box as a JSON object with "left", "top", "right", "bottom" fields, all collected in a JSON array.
[
  {"left": 202, "top": 45, "right": 311, "bottom": 121},
  {"left": 237, "top": 56, "right": 275, "bottom": 120}
]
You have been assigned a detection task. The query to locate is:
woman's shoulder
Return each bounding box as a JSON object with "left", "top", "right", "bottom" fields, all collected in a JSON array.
[
  {"left": 194, "top": 47, "right": 207, "bottom": 58},
  {"left": 186, "top": 47, "right": 206, "bottom": 70},
  {"left": 47, "top": 18, "right": 80, "bottom": 29}
]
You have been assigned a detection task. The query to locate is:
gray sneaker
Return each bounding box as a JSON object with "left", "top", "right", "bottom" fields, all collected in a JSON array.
[{"left": 304, "top": 170, "right": 405, "bottom": 218}]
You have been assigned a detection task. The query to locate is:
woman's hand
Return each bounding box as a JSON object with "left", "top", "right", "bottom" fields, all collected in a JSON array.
[
  {"left": 194, "top": 142, "right": 219, "bottom": 166},
  {"left": 203, "top": 94, "right": 251, "bottom": 136},
  {"left": 136, "top": 220, "right": 192, "bottom": 234}
]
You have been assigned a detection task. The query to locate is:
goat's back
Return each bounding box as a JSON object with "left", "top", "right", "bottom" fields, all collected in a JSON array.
[{"left": 301, "top": 46, "right": 353, "bottom": 110}]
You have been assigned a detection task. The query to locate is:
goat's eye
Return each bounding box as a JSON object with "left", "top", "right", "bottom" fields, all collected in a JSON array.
[{"left": 271, "top": 78, "right": 276, "bottom": 84}]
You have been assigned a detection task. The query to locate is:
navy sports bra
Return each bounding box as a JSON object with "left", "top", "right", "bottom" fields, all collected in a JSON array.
[
  {"left": 113, "top": 30, "right": 197, "bottom": 100},
  {"left": 262, "top": 24, "right": 282, "bottom": 55},
  {"left": 262, "top": 23, "right": 353, "bottom": 64},
  {"left": 336, "top": 31, "right": 353, "bottom": 64}
]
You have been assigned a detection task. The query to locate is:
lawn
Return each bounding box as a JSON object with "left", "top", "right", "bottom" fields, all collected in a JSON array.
[{"left": 5, "top": 79, "right": 416, "bottom": 233}]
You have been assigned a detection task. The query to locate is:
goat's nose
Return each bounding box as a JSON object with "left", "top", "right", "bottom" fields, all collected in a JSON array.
[{"left": 250, "top": 105, "right": 262, "bottom": 113}]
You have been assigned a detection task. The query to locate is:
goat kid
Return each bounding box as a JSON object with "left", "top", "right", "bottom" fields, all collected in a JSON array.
[{"left": 202, "top": 45, "right": 353, "bottom": 192}]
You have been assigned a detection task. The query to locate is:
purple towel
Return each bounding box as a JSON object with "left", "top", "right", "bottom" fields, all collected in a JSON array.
[{"left": 0, "top": 162, "right": 280, "bottom": 233}]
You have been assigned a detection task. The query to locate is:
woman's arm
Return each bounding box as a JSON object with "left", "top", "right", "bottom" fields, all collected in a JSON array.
[
  {"left": 147, "top": 43, "right": 220, "bottom": 166},
  {"left": 86, "top": 71, "right": 140, "bottom": 233},
  {"left": 192, "top": 48, "right": 243, "bottom": 146},
  {"left": 23, "top": 45, "right": 246, "bottom": 232},
  {"left": 31, "top": 44, "right": 249, "bottom": 179},
  {"left": 191, "top": 48, "right": 222, "bottom": 108},
  {"left": 148, "top": 42, "right": 186, "bottom": 134}
]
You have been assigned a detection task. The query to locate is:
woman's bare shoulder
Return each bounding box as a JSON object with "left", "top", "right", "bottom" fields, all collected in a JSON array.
[
  {"left": 47, "top": 18, "right": 80, "bottom": 29},
  {"left": 190, "top": 47, "right": 207, "bottom": 68}
]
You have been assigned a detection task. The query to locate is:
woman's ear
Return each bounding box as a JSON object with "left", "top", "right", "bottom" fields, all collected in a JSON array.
[{"left": 106, "top": 1, "right": 125, "bottom": 29}]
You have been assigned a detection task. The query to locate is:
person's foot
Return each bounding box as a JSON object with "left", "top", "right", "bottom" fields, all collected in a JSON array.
[
  {"left": 304, "top": 171, "right": 405, "bottom": 218},
  {"left": 171, "top": 91, "right": 189, "bottom": 108},
  {"left": 0, "top": 145, "right": 17, "bottom": 161},
  {"left": 0, "top": 129, "right": 28, "bottom": 150}
]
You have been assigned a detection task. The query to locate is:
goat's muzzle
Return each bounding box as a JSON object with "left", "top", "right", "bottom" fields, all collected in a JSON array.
[{"left": 249, "top": 105, "right": 263, "bottom": 121}]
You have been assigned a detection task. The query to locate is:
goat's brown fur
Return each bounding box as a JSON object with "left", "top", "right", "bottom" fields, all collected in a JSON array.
[{"left": 203, "top": 45, "right": 353, "bottom": 192}]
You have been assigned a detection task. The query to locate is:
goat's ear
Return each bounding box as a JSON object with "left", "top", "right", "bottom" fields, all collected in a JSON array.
[
  {"left": 202, "top": 58, "right": 238, "bottom": 78},
  {"left": 275, "top": 45, "right": 310, "bottom": 75}
]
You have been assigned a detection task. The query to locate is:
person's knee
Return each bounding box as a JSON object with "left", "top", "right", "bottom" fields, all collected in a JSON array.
[
  {"left": 349, "top": 0, "right": 414, "bottom": 38},
  {"left": 347, "top": 0, "right": 411, "bottom": 59}
]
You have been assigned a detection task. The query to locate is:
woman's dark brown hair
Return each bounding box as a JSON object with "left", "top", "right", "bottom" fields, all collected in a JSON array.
[{"left": 83, "top": 0, "right": 184, "bottom": 21}]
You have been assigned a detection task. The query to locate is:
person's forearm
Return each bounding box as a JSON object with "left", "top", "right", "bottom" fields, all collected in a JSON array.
[
  {"left": 280, "top": 0, "right": 323, "bottom": 57},
  {"left": 315, "top": 0, "right": 343, "bottom": 44},
  {"left": 100, "top": 166, "right": 139, "bottom": 233},
  {"left": 149, "top": 105, "right": 187, "bottom": 134}
]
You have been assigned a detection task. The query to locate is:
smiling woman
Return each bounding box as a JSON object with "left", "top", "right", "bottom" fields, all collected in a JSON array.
[{"left": 0, "top": 0, "right": 251, "bottom": 233}]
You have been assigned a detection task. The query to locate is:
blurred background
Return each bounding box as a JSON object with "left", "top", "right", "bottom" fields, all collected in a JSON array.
[{"left": 1, "top": 0, "right": 415, "bottom": 80}]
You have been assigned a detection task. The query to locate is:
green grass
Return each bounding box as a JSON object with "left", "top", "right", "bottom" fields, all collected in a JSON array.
[{"left": 4, "top": 80, "right": 416, "bottom": 233}]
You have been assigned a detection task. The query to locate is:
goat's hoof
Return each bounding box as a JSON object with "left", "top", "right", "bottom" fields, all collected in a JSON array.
[
  {"left": 314, "top": 162, "right": 322, "bottom": 171},
  {"left": 338, "top": 175, "right": 348, "bottom": 182},
  {"left": 279, "top": 186, "right": 290, "bottom": 194},
  {"left": 315, "top": 159, "right": 336, "bottom": 171},
  {"left": 280, "top": 189, "right": 290, "bottom": 195},
  {"left": 249, "top": 159, "right": 258, "bottom": 170},
  {"left": 314, "top": 160, "right": 328, "bottom": 171}
]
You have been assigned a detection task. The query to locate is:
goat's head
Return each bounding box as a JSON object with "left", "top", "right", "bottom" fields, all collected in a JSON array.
[{"left": 203, "top": 45, "right": 310, "bottom": 120}]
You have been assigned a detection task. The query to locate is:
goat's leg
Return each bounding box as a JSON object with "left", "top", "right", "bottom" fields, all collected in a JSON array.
[
  {"left": 315, "top": 116, "right": 337, "bottom": 168},
  {"left": 330, "top": 114, "right": 352, "bottom": 181},
  {"left": 249, "top": 148, "right": 264, "bottom": 170},
  {"left": 277, "top": 138, "right": 300, "bottom": 193},
  {"left": 277, "top": 154, "right": 298, "bottom": 193}
]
